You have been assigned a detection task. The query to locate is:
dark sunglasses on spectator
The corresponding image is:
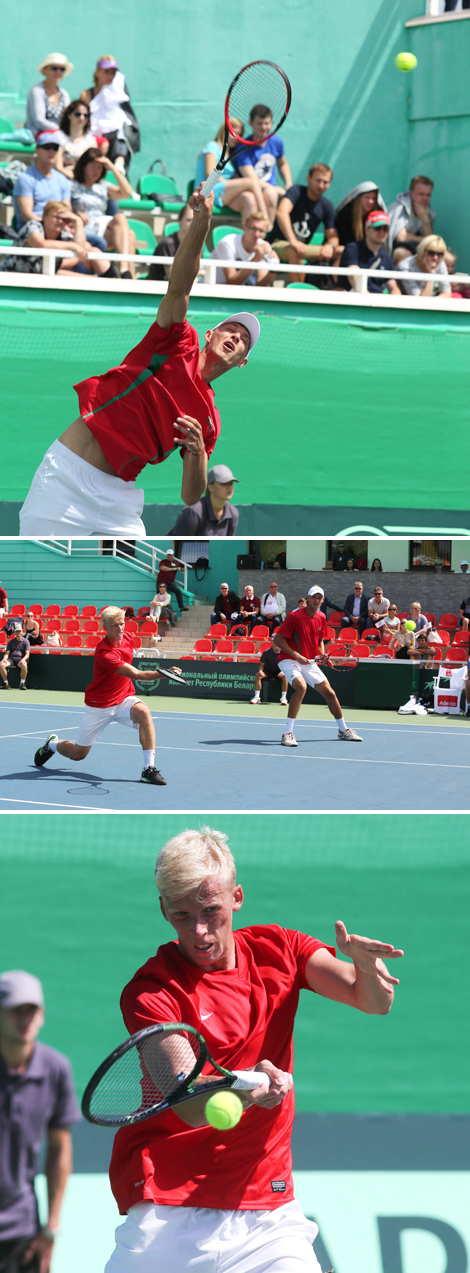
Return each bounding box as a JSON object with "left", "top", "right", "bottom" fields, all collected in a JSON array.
[
  {"left": 425, "top": 250, "right": 444, "bottom": 259},
  {"left": 73, "top": 111, "right": 89, "bottom": 119},
  {"left": 40, "top": 144, "right": 60, "bottom": 151},
  {"left": 49, "top": 65, "right": 64, "bottom": 71}
]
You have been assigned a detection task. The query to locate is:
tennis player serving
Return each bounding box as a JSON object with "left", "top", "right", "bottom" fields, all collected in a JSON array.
[
  {"left": 33, "top": 607, "right": 180, "bottom": 785},
  {"left": 19, "top": 186, "right": 260, "bottom": 537},
  {"left": 275, "top": 586, "right": 362, "bottom": 746},
  {"left": 102, "top": 827, "right": 403, "bottom": 1272}
]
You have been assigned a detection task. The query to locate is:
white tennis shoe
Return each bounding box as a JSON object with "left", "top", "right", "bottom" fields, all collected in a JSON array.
[
  {"left": 338, "top": 727, "right": 362, "bottom": 741},
  {"left": 281, "top": 732, "right": 298, "bottom": 746},
  {"left": 250, "top": 696, "right": 261, "bottom": 704}
]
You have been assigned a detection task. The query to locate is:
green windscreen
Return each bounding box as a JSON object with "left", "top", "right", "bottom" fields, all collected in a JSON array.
[{"left": 1, "top": 814, "right": 468, "bottom": 1112}]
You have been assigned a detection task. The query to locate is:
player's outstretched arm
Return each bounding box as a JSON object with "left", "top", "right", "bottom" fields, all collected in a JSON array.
[
  {"left": 156, "top": 185, "right": 214, "bottom": 330},
  {"left": 116, "top": 663, "right": 181, "bottom": 682},
  {"left": 305, "top": 920, "right": 404, "bottom": 1015}
]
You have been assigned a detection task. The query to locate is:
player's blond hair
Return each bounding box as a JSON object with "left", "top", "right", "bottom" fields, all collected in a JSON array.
[
  {"left": 155, "top": 827, "right": 236, "bottom": 904},
  {"left": 101, "top": 606, "right": 124, "bottom": 628}
]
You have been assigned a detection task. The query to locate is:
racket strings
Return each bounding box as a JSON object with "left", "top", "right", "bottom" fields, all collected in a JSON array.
[
  {"left": 227, "top": 62, "right": 289, "bottom": 139},
  {"left": 88, "top": 1030, "right": 200, "bottom": 1124}
]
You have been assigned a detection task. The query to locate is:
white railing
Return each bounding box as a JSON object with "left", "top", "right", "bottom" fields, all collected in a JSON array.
[
  {"left": 32, "top": 537, "right": 192, "bottom": 590},
  {"left": 1, "top": 244, "right": 469, "bottom": 293}
]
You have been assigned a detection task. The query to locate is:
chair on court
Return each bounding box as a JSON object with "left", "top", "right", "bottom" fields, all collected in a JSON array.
[
  {"left": 62, "top": 605, "right": 79, "bottom": 618},
  {"left": 351, "top": 643, "right": 370, "bottom": 658},
  {"left": 64, "top": 634, "right": 83, "bottom": 649},
  {"left": 44, "top": 605, "right": 61, "bottom": 619},
  {"left": 338, "top": 629, "right": 357, "bottom": 645},
  {"left": 214, "top": 640, "right": 234, "bottom": 657},
  {"left": 373, "top": 645, "right": 394, "bottom": 658},
  {"left": 63, "top": 619, "right": 80, "bottom": 634},
  {"left": 206, "top": 623, "right": 227, "bottom": 639},
  {"left": 362, "top": 628, "right": 380, "bottom": 643},
  {"left": 82, "top": 619, "right": 100, "bottom": 634},
  {"left": 251, "top": 625, "right": 270, "bottom": 641},
  {"left": 84, "top": 634, "right": 100, "bottom": 650},
  {"left": 235, "top": 640, "right": 256, "bottom": 658},
  {"left": 10, "top": 604, "right": 26, "bottom": 616},
  {"left": 439, "top": 613, "right": 458, "bottom": 630},
  {"left": 194, "top": 638, "right": 212, "bottom": 655},
  {"left": 28, "top": 604, "right": 43, "bottom": 617}
]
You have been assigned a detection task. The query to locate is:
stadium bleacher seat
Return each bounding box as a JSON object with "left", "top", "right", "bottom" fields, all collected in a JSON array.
[
  {"left": 236, "top": 640, "right": 256, "bottom": 657},
  {"left": 44, "top": 605, "right": 61, "bottom": 619},
  {"left": 443, "top": 645, "right": 466, "bottom": 664},
  {"left": 0, "top": 633, "right": 7, "bottom": 647},
  {"left": 424, "top": 613, "right": 436, "bottom": 626},
  {"left": 363, "top": 628, "right": 380, "bottom": 643},
  {"left": 65, "top": 634, "right": 83, "bottom": 648},
  {"left": 452, "top": 632, "right": 469, "bottom": 646},
  {"left": 10, "top": 604, "right": 26, "bottom": 616},
  {"left": 436, "top": 630, "right": 450, "bottom": 645},
  {"left": 439, "top": 613, "right": 458, "bottom": 630},
  {"left": 229, "top": 624, "right": 248, "bottom": 638},
  {"left": 84, "top": 635, "right": 100, "bottom": 650},
  {"left": 63, "top": 605, "right": 79, "bottom": 618},
  {"left": 132, "top": 636, "right": 142, "bottom": 650},
  {"left": 82, "top": 619, "right": 100, "bottom": 634},
  {"left": 126, "top": 218, "right": 157, "bottom": 255},
  {"left": 80, "top": 606, "right": 98, "bottom": 619},
  {"left": 339, "top": 629, "right": 357, "bottom": 644},
  {"left": 63, "top": 619, "right": 80, "bottom": 633},
  {"left": 251, "top": 626, "right": 270, "bottom": 641},
  {"left": 325, "top": 626, "right": 335, "bottom": 642},
  {"left": 351, "top": 643, "right": 370, "bottom": 657},
  {"left": 374, "top": 645, "right": 394, "bottom": 657},
  {"left": 28, "top": 604, "right": 43, "bottom": 617},
  {"left": 44, "top": 620, "right": 61, "bottom": 633},
  {"left": 328, "top": 642, "right": 347, "bottom": 658},
  {"left": 194, "top": 639, "right": 212, "bottom": 654},
  {"left": 327, "top": 611, "right": 346, "bottom": 628},
  {"left": 124, "top": 620, "right": 139, "bottom": 633},
  {"left": 214, "top": 640, "right": 234, "bottom": 656},
  {"left": 206, "top": 624, "right": 227, "bottom": 639},
  {"left": 427, "top": 647, "right": 442, "bottom": 661},
  {"left": 258, "top": 641, "right": 273, "bottom": 654},
  {"left": 138, "top": 174, "right": 185, "bottom": 212},
  {"left": 140, "top": 621, "right": 158, "bottom": 634},
  {"left": 211, "top": 225, "right": 243, "bottom": 248}
]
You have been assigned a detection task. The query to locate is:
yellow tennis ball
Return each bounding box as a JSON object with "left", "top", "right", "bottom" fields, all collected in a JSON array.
[
  {"left": 395, "top": 52, "right": 417, "bottom": 72},
  {"left": 205, "top": 1091, "right": 243, "bottom": 1130}
]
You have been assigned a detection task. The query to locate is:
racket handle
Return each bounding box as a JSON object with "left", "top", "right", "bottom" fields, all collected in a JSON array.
[
  {"left": 199, "top": 167, "right": 221, "bottom": 200},
  {"left": 231, "top": 1069, "right": 271, "bottom": 1092}
]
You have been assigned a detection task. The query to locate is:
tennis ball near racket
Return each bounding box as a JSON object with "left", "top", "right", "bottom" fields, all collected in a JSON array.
[
  {"left": 205, "top": 1091, "right": 243, "bottom": 1130},
  {"left": 395, "top": 52, "right": 417, "bottom": 72},
  {"left": 404, "top": 620, "right": 416, "bottom": 631}
]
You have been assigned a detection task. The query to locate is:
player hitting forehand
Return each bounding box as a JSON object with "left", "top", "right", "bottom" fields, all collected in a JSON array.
[
  {"left": 274, "top": 586, "right": 362, "bottom": 746},
  {"left": 34, "top": 607, "right": 180, "bottom": 785}
]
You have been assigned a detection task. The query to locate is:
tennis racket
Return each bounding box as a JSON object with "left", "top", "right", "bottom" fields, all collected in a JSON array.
[
  {"left": 200, "top": 60, "right": 291, "bottom": 199},
  {"left": 155, "top": 666, "right": 188, "bottom": 686},
  {"left": 318, "top": 651, "right": 359, "bottom": 672},
  {"left": 81, "top": 1022, "right": 271, "bottom": 1127}
]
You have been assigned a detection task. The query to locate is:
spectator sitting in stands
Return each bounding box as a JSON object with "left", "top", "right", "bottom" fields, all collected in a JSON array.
[
  {"left": 260, "top": 581, "right": 286, "bottom": 632},
  {"left": 211, "top": 583, "right": 240, "bottom": 628},
  {"left": 157, "top": 550, "right": 188, "bottom": 612},
  {"left": 391, "top": 618, "right": 416, "bottom": 660},
  {"left": 80, "top": 57, "right": 140, "bottom": 176},
  {"left": 195, "top": 118, "right": 271, "bottom": 222},
  {"left": 460, "top": 593, "right": 470, "bottom": 630},
  {"left": 341, "top": 211, "right": 400, "bottom": 295},
  {"left": 235, "top": 104, "right": 293, "bottom": 228},
  {"left": 210, "top": 213, "right": 279, "bottom": 286},
  {"left": 148, "top": 583, "right": 174, "bottom": 633},
  {"left": 405, "top": 602, "right": 431, "bottom": 635},
  {"left": 397, "top": 235, "right": 451, "bottom": 299},
  {"left": 408, "top": 630, "right": 437, "bottom": 668},
  {"left": 0, "top": 621, "right": 30, "bottom": 689},
  {"left": 168, "top": 464, "right": 239, "bottom": 537},
  {"left": 56, "top": 100, "right": 109, "bottom": 179},
  {"left": 267, "top": 162, "right": 338, "bottom": 282},
  {"left": 24, "top": 612, "right": 44, "bottom": 646},
  {"left": 332, "top": 542, "right": 351, "bottom": 571},
  {"left": 388, "top": 176, "right": 436, "bottom": 264},
  {"left": 10, "top": 199, "right": 117, "bottom": 278},
  {"left": 296, "top": 598, "right": 307, "bottom": 610},
  {"left": 26, "top": 52, "right": 72, "bottom": 135},
  {"left": 147, "top": 205, "right": 193, "bottom": 282},
  {"left": 239, "top": 585, "right": 261, "bottom": 633},
  {"left": 370, "top": 558, "right": 383, "bottom": 572},
  {"left": 332, "top": 182, "right": 385, "bottom": 267},
  {"left": 0, "top": 582, "right": 8, "bottom": 615},
  {"left": 342, "top": 581, "right": 369, "bottom": 636},
  {"left": 368, "top": 585, "right": 390, "bottom": 628},
  {"left": 250, "top": 644, "right": 288, "bottom": 706},
  {"left": 444, "top": 249, "right": 470, "bottom": 300},
  {"left": 376, "top": 603, "right": 400, "bottom": 640},
  {"left": 457, "top": 560, "right": 469, "bottom": 575},
  {"left": 346, "top": 558, "right": 358, "bottom": 571},
  {"left": 13, "top": 130, "right": 72, "bottom": 225},
  {"left": 70, "top": 149, "right": 137, "bottom": 278}
]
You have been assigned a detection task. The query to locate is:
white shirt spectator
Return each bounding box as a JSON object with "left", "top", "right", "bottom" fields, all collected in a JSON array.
[
  {"left": 398, "top": 254, "right": 451, "bottom": 296},
  {"left": 210, "top": 233, "right": 274, "bottom": 285},
  {"left": 368, "top": 596, "right": 390, "bottom": 620}
]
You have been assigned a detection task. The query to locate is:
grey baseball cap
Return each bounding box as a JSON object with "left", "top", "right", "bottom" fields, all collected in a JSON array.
[
  {"left": 212, "top": 312, "right": 260, "bottom": 354},
  {"left": 0, "top": 970, "right": 44, "bottom": 1009},
  {"left": 207, "top": 465, "right": 239, "bottom": 485}
]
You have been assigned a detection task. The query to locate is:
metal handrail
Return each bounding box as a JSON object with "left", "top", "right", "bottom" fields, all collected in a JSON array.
[{"left": 32, "top": 537, "right": 192, "bottom": 590}]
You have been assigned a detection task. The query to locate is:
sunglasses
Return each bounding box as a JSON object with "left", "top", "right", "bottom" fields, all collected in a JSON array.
[
  {"left": 425, "top": 251, "right": 444, "bottom": 259},
  {"left": 49, "top": 65, "right": 65, "bottom": 71},
  {"left": 40, "top": 144, "right": 60, "bottom": 151},
  {"left": 73, "top": 111, "right": 89, "bottom": 119}
]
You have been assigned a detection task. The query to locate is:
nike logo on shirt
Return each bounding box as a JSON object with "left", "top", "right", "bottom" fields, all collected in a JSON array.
[{"left": 200, "top": 1012, "right": 212, "bottom": 1021}]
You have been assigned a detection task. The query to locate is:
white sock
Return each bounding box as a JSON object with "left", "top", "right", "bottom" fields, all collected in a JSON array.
[
  {"left": 143, "top": 749, "right": 155, "bottom": 769},
  {"left": 49, "top": 740, "right": 57, "bottom": 752},
  {"left": 20, "top": 680, "right": 26, "bottom": 685},
  {"left": 285, "top": 717, "right": 296, "bottom": 735},
  {"left": 338, "top": 717, "right": 347, "bottom": 732},
  {"left": 252, "top": 691, "right": 260, "bottom": 701},
  {"left": 280, "top": 693, "right": 287, "bottom": 702}
]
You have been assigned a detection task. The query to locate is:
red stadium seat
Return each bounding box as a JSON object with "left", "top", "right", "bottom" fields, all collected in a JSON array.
[
  {"left": 328, "top": 642, "right": 347, "bottom": 657},
  {"left": 10, "top": 604, "right": 26, "bottom": 616},
  {"left": 44, "top": 620, "right": 61, "bottom": 633},
  {"left": 63, "top": 619, "right": 80, "bottom": 633},
  {"left": 251, "top": 626, "right": 270, "bottom": 640},
  {"left": 28, "top": 604, "right": 43, "bottom": 617},
  {"left": 443, "top": 645, "right": 467, "bottom": 664},
  {"left": 132, "top": 636, "right": 142, "bottom": 650},
  {"left": 229, "top": 624, "right": 248, "bottom": 638},
  {"left": 427, "top": 646, "right": 442, "bottom": 661},
  {"left": 84, "top": 635, "right": 100, "bottom": 650},
  {"left": 214, "top": 640, "right": 234, "bottom": 655},
  {"left": 362, "top": 628, "right": 380, "bottom": 643},
  {"left": 206, "top": 623, "right": 227, "bottom": 638},
  {"left": 194, "top": 638, "right": 212, "bottom": 654},
  {"left": 436, "top": 630, "right": 450, "bottom": 646},
  {"left": 62, "top": 605, "right": 79, "bottom": 618},
  {"left": 178, "top": 655, "right": 194, "bottom": 660},
  {"left": 80, "top": 605, "right": 97, "bottom": 619},
  {"left": 439, "top": 613, "right": 458, "bottom": 630},
  {"left": 124, "top": 620, "right": 138, "bottom": 633},
  {"left": 453, "top": 632, "right": 469, "bottom": 646},
  {"left": 0, "top": 632, "right": 7, "bottom": 648},
  {"left": 44, "top": 604, "right": 61, "bottom": 619},
  {"left": 236, "top": 640, "right": 256, "bottom": 656},
  {"left": 65, "top": 634, "right": 83, "bottom": 648},
  {"left": 328, "top": 611, "right": 346, "bottom": 627},
  {"left": 351, "top": 643, "right": 370, "bottom": 658},
  {"left": 258, "top": 641, "right": 273, "bottom": 654},
  {"left": 82, "top": 619, "right": 100, "bottom": 634},
  {"left": 374, "top": 645, "right": 394, "bottom": 658},
  {"left": 199, "top": 655, "right": 218, "bottom": 661},
  {"left": 325, "top": 626, "right": 335, "bottom": 642},
  {"left": 139, "top": 621, "right": 158, "bottom": 634},
  {"left": 424, "top": 613, "right": 436, "bottom": 626},
  {"left": 397, "top": 612, "right": 408, "bottom": 620},
  {"left": 136, "top": 607, "right": 151, "bottom": 620},
  {"left": 338, "top": 629, "right": 357, "bottom": 645}
]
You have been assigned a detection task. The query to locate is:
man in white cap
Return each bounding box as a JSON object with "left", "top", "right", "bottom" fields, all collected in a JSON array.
[
  {"left": 19, "top": 184, "right": 261, "bottom": 538},
  {"left": 274, "top": 586, "right": 362, "bottom": 745},
  {"left": 0, "top": 970, "right": 79, "bottom": 1273},
  {"left": 456, "top": 560, "right": 469, "bottom": 573},
  {"left": 168, "top": 464, "right": 239, "bottom": 536}
]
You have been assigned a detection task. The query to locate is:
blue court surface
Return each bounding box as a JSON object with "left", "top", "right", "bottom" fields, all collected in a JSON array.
[{"left": 0, "top": 695, "right": 469, "bottom": 811}]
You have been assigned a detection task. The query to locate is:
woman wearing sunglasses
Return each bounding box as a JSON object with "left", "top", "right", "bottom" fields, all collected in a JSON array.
[
  {"left": 56, "top": 100, "right": 109, "bottom": 179},
  {"left": 397, "top": 234, "right": 451, "bottom": 299},
  {"left": 26, "top": 52, "right": 73, "bottom": 136}
]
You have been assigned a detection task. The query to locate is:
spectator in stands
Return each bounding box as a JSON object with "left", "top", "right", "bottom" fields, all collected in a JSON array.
[
  {"left": 0, "top": 583, "right": 8, "bottom": 615},
  {"left": 341, "top": 211, "right": 400, "bottom": 294},
  {"left": 267, "top": 162, "right": 338, "bottom": 282},
  {"left": 297, "top": 598, "right": 307, "bottom": 609},
  {"left": 397, "top": 235, "right": 451, "bottom": 299},
  {"left": 239, "top": 585, "right": 261, "bottom": 633},
  {"left": 0, "top": 621, "right": 30, "bottom": 689},
  {"left": 13, "top": 131, "right": 71, "bottom": 225},
  {"left": 342, "top": 581, "right": 369, "bottom": 636},
  {"left": 332, "top": 182, "right": 386, "bottom": 265},
  {"left": 0, "top": 968, "right": 79, "bottom": 1273},
  {"left": 157, "top": 550, "right": 188, "bottom": 612},
  {"left": 408, "top": 630, "right": 437, "bottom": 668},
  {"left": 56, "top": 100, "right": 108, "bottom": 178},
  {"left": 457, "top": 560, "right": 469, "bottom": 574},
  {"left": 26, "top": 52, "right": 73, "bottom": 135},
  {"left": 260, "top": 581, "right": 286, "bottom": 632},
  {"left": 391, "top": 618, "right": 416, "bottom": 659},
  {"left": 377, "top": 603, "right": 400, "bottom": 639},
  {"left": 211, "top": 583, "right": 241, "bottom": 628},
  {"left": 235, "top": 104, "right": 293, "bottom": 227},
  {"left": 368, "top": 586, "right": 390, "bottom": 628},
  {"left": 370, "top": 558, "right": 383, "bottom": 572},
  {"left": 332, "top": 542, "right": 350, "bottom": 571},
  {"left": 405, "top": 602, "right": 431, "bottom": 635},
  {"left": 70, "top": 148, "right": 137, "bottom": 279},
  {"left": 168, "top": 464, "right": 240, "bottom": 537},
  {"left": 346, "top": 558, "right": 358, "bottom": 571},
  {"left": 148, "top": 583, "right": 174, "bottom": 632},
  {"left": 147, "top": 205, "right": 193, "bottom": 282},
  {"left": 24, "top": 612, "right": 44, "bottom": 647},
  {"left": 250, "top": 645, "right": 288, "bottom": 706},
  {"left": 12, "top": 199, "right": 117, "bottom": 278},
  {"left": 460, "top": 594, "right": 470, "bottom": 630},
  {"left": 388, "top": 176, "right": 436, "bottom": 263},
  {"left": 195, "top": 119, "right": 271, "bottom": 221},
  {"left": 210, "top": 213, "right": 279, "bottom": 286},
  {"left": 444, "top": 249, "right": 470, "bottom": 300},
  {"left": 80, "top": 57, "right": 140, "bottom": 175}
]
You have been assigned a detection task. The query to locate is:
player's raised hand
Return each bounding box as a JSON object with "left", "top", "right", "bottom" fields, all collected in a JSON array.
[
  {"left": 335, "top": 920, "right": 404, "bottom": 987},
  {"left": 174, "top": 415, "right": 204, "bottom": 455},
  {"left": 248, "top": 1059, "right": 293, "bottom": 1109},
  {"left": 189, "top": 183, "right": 214, "bottom": 218}
]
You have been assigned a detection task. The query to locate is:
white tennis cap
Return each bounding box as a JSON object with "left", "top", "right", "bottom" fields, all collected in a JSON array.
[
  {"left": 308, "top": 586, "right": 325, "bottom": 597},
  {"left": 212, "top": 312, "right": 260, "bottom": 354}
]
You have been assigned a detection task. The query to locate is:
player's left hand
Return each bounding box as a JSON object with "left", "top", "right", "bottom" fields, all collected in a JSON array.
[
  {"left": 249, "top": 1059, "right": 293, "bottom": 1109},
  {"left": 189, "top": 182, "right": 214, "bottom": 218},
  {"left": 335, "top": 920, "right": 404, "bottom": 988},
  {"left": 174, "top": 415, "right": 204, "bottom": 455}
]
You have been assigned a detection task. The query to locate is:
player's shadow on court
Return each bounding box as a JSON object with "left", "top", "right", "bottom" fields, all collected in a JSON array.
[
  {"left": 0, "top": 768, "right": 141, "bottom": 787},
  {"left": 201, "top": 738, "right": 338, "bottom": 747}
]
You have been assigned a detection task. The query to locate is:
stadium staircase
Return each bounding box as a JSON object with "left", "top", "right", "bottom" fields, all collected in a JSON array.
[{"left": 157, "top": 598, "right": 212, "bottom": 656}]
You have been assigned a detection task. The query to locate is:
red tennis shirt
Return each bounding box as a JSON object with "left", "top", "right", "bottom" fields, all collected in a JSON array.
[
  {"left": 84, "top": 631, "right": 136, "bottom": 707},
  {"left": 74, "top": 321, "right": 221, "bottom": 482},
  {"left": 276, "top": 608, "right": 328, "bottom": 666},
  {"left": 109, "top": 925, "right": 335, "bottom": 1214}
]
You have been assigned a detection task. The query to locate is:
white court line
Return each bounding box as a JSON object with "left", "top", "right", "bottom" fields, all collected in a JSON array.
[
  {"left": 0, "top": 727, "right": 80, "bottom": 740},
  {"left": 1, "top": 703, "right": 467, "bottom": 735},
  {"left": 86, "top": 739, "right": 470, "bottom": 771},
  {"left": 0, "top": 796, "right": 109, "bottom": 810}
]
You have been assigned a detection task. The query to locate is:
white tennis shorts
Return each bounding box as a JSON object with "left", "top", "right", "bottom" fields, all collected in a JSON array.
[
  {"left": 19, "top": 439, "right": 146, "bottom": 537},
  {"left": 105, "top": 1199, "right": 321, "bottom": 1273},
  {"left": 75, "top": 695, "right": 143, "bottom": 747},
  {"left": 278, "top": 659, "right": 327, "bottom": 689}
]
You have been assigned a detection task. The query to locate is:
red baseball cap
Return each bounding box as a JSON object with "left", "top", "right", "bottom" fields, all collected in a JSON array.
[{"left": 365, "top": 210, "right": 390, "bottom": 228}]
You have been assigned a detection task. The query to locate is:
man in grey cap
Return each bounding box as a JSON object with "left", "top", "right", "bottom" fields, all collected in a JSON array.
[
  {"left": 0, "top": 970, "right": 80, "bottom": 1272},
  {"left": 168, "top": 464, "right": 239, "bottom": 536}
]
